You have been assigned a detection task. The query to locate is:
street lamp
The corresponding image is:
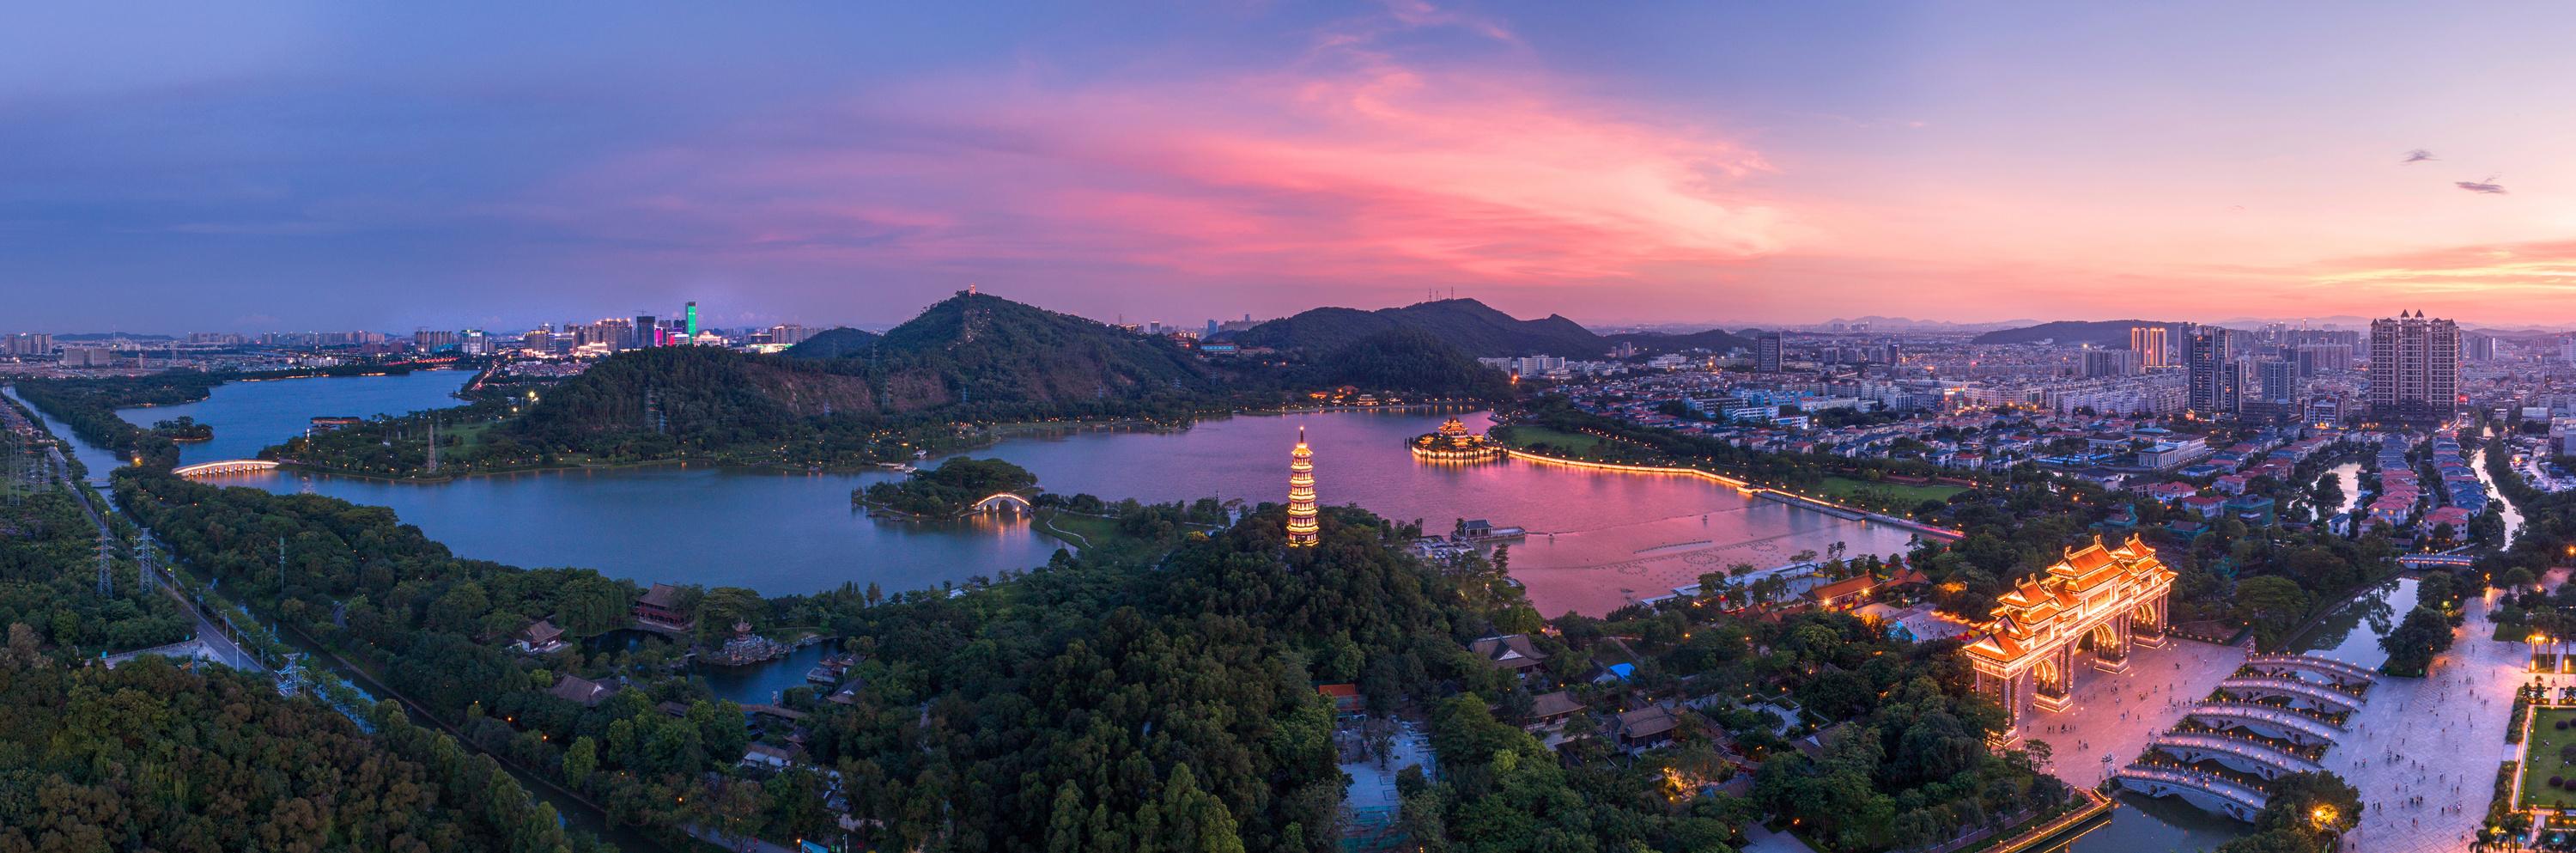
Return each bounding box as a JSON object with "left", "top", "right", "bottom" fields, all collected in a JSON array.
[{"left": 2312, "top": 804, "right": 2336, "bottom": 829}]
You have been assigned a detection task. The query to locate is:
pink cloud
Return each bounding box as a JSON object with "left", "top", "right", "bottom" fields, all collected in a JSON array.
[{"left": 531, "top": 35, "right": 1798, "bottom": 296}]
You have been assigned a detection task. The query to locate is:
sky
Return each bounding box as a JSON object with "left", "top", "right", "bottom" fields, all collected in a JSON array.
[{"left": 9, "top": 2, "right": 2576, "bottom": 333}]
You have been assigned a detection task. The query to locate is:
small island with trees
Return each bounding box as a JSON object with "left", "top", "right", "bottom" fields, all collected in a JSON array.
[
  {"left": 152, "top": 416, "right": 212, "bottom": 442},
  {"left": 855, "top": 457, "right": 1040, "bottom": 518}
]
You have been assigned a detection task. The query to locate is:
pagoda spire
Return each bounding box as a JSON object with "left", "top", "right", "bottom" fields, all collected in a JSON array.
[{"left": 1285, "top": 427, "right": 1318, "bottom": 547}]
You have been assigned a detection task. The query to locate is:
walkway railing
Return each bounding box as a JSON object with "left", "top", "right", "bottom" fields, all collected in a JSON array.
[
  {"left": 2185, "top": 702, "right": 2346, "bottom": 742},
  {"left": 2217, "top": 675, "right": 2366, "bottom": 711},
  {"left": 2146, "top": 732, "right": 2324, "bottom": 776},
  {"left": 2243, "top": 652, "right": 2378, "bottom": 685}
]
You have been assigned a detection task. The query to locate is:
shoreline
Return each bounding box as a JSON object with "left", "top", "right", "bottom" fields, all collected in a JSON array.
[{"left": 263, "top": 400, "right": 1494, "bottom": 484}]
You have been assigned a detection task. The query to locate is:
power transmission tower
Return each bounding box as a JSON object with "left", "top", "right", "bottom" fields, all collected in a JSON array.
[
  {"left": 96, "top": 534, "right": 112, "bottom": 596},
  {"left": 426, "top": 417, "right": 438, "bottom": 474}
]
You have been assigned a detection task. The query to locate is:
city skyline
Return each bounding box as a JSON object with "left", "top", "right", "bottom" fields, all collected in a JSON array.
[{"left": 13, "top": 3, "right": 2576, "bottom": 330}]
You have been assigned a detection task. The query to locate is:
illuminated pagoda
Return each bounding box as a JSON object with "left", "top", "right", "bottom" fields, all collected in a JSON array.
[
  {"left": 1286, "top": 427, "right": 1319, "bottom": 546},
  {"left": 1961, "top": 534, "right": 2173, "bottom": 742},
  {"left": 1411, "top": 416, "right": 1503, "bottom": 461}
]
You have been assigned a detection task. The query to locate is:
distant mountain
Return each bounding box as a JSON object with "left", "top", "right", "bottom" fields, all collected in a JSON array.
[
  {"left": 781, "top": 327, "right": 879, "bottom": 359},
  {"left": 1970, "top": 320, "right": 2176, "bottom": 348},
  {"left": 1605, "top": 328, "right": 1755, "bottom": 354},
  {"left": 1816, "top": 317, "right": 2038, "bottom": 332},
  {"left": 1231, "top": 299, "right": 1603, "bottom": 356}
]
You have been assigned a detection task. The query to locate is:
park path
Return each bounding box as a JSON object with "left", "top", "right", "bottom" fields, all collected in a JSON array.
[{"left": 2320, "top": 586, "right": 2529, "bottom": 853}]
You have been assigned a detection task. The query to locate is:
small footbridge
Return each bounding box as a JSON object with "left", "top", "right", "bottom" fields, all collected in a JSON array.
[
  {"left": 2143, "top": 732, "right": 2324, "bottom": 781},
  {"left": 2181, "top": 702, "right": 2345, "bottom": 746},
  {"left": 2240, "top": 653, "right": 2378, "bottom": 689},
  {"left": 2215, "top": 675, "right": 2365, "bottom": 714},
  {"left": 173, "top": 459, "right": 277, "bottom": 478},
  {"left": 969, "top": 492, "right": 1033, "bottom": 515},
  {"left": 2112, "top": 766, "right": 2269, "bottom": 822}
]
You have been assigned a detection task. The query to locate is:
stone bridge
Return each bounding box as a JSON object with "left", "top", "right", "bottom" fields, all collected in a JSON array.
[
  {"left": 2113, "top": 766, "right": 2268, "bottom": 822},
  {"left": 2217, "top": 675, "right": 2365, "bottom": 714},
  {"left": 2240, "top": 653, "right": 2378, "bottom": 688},
  {"left": 969, "top": 492, "right": 1033, "bottom": 515},
  {"left": 172, "top": 459, "right": 278, "bottom": 478},
  {"left": 2145, "top": 732, "right": 2324, "bottom": 781},
  {"left": 2182, "top": 702, "right": 2344, "bottom": 746}
]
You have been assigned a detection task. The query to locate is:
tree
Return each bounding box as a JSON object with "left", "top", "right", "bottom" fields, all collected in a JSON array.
[
  {"left": 2378, "top": 606, "right": 2454, "bottom": 677},
  {"left": 563, "top": 736, "right": 599, "bottom": 789},
  {"left": 2232, "top": 576, "right": 2311, "bottom": 648}
]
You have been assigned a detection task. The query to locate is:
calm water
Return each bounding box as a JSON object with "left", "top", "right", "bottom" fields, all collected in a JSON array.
[
  {"left": 151, "top": 393, "right": 1920, "bottom": 614},
  {"left": 2321, "top": 461, "right": 2362, "bottom": 517},
  {"left": 2050, "top": 795, "right": 2247, "bottom": 852},
  {"left": 2471, "top": 446, "right": 2524, "bottom": 545},
  {"left": 4, "top": 386, "right": 126, "bottom": 484},
  {"left": 115, "top": 369, "right": 473, "bottom": 464},
  {"left": 2289, "top": 576, "right": 2420, "bottom": 670}
]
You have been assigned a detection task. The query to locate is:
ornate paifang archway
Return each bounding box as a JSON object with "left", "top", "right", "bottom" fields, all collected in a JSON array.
[
  {"left": 2130, "top": 598, "right": 2167, "bottom": 649},
  {"left": 1962, "top": 534, "right": 2175, "bottom": 744}
]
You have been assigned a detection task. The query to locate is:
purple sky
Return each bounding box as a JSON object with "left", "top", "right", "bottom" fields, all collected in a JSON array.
[{"left": 9, "top": 2, "right": 2576, "bottom": 333}]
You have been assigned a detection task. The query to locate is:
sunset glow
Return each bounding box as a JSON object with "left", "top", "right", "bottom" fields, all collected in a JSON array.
[{"left": 9, "top": 2, "right": 2576, "bottom": 329}]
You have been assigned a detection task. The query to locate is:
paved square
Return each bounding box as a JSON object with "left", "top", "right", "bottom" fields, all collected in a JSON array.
[
  {"left": 2019, "top": 635, "right": 2250, "bottom": 789},
  {"left": 2320, "top": 589, "right": 2525, "bottom": 853}
]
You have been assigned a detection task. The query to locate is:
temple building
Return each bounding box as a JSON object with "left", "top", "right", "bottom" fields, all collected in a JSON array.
[
  {"left": 1286, "top": 427, "right": 1319, "bottom": 546},
  {"left": 1962, "top": 534, "right": 2173, "bottom": 742},
  {"left": 1411, "top": 416, "right": 1503, "bottom": 460}
]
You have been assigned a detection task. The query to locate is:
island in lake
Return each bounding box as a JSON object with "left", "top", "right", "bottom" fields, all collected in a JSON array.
[{"left": 856, "top": 457, "right": 1039, "bottom": 518}]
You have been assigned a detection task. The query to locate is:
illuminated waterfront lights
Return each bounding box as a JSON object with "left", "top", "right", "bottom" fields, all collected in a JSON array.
[{"left": 1285, "top": 426, "right": 1318, "bottom": 546}]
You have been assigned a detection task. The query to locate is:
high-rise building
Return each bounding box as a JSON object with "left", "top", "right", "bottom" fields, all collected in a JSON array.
[
  {"left": 2184, "top": 326, "right": 2238, "bottom": 417},
  {"left": 2466, "top": 333, "right": 2499, "bottom": 362},
  {"left": 2129, "top": 325, "right": 2170, "bottom": 368},
  {"left": 1285, "top": 427, "right": 1318, "bottom": 547},
  {"left": 2293, "top": 343, "right": 2352, "bottom": 377},
  {"left": 633, "top": 315, "right": 656, "bottom": 348},
  {"left": 769, "top": 324, "right": 817, "bottom": 347},
  {"left": 2239, "top": 357, "right": 2298, "bottom": 422},
  {"left": 1755, "top": 332, "right": 1783, "bottom": 373},
  {"left": 683, "top": 302, "right": 699, "bottom": 336},
  {"left": 2368, "top": 311, "right": 2459, "bottom": 423},
  {"left": 2082, "top": 349, "right": 2141, "bottom": 378}
]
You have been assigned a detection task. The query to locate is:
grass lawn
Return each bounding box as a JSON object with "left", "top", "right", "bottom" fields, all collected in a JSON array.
[
  {"left": 1493, "top": 424, "right": 1606, "bottom": 454},
  {"left": 1818, "top": 476, "right": 1967, "bottom": 504},
  {"left": 2521, "top": 708, "right": 2576, "bottom": 808}
]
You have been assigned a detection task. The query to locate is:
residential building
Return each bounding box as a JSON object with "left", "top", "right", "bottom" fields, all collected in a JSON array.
[{"left": 2368, "top": 311, "right": 2458, "bottom": 423}]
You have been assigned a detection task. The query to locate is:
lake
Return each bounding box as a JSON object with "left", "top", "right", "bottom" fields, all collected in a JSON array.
[{"left": 131, "top": 375, "right": 1921, "bottom": 614}]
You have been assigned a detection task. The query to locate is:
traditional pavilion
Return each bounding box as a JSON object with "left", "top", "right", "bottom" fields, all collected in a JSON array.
[
  {"left": 1962, "top": 534, "right": 2173, "bottom": 741},
  {"left": 1286, "top": 427, "right": 1319, "bottom": 546}
]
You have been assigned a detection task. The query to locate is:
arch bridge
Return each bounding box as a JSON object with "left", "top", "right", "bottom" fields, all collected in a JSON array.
[
  {"left": 969, "top": 492, "right": 1034, "bottom": 515},
  {"left": 2181, "top": 702, "right": 2344, "bottom": 746},
  {"left": 173, "top": 459, "right": 278, "bottom": 478},
  {"left": 2114, "top": 766, "right": 2268, "bottom": 822},
  {"left": 2240, "top": 653, "right": 2377, "bottom": 689},
  {"left": 2144, "top": 732, "right": 2323, "bottom": 781},
  {"left": 2216, "top": 675, "right": 2365, "bottom": 714}
]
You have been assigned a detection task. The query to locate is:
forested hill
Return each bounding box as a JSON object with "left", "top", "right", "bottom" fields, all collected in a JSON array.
[
  {"left": 508, "top": 293, "right": 1226, "bottom": 454},
  {"left": 1306, "top": 326, "right": 1515, "bottom": 398},
  {"left": 781, "top": 326, "right": 879, "bottom": 358},
  {"left": 864, "top": 291, "right": 1214, "bottom": 400},
  {"left": 1969, "top": 319, "right": 2173, "bottom": 347},
  {"left": 1232, "top": 298, "right": 1604, "bottom": 356}
]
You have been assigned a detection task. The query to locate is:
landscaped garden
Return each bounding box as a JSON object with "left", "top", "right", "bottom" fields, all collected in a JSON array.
[{"left": 2519, "top": 708, "right": 2576, "bottom": 809}]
